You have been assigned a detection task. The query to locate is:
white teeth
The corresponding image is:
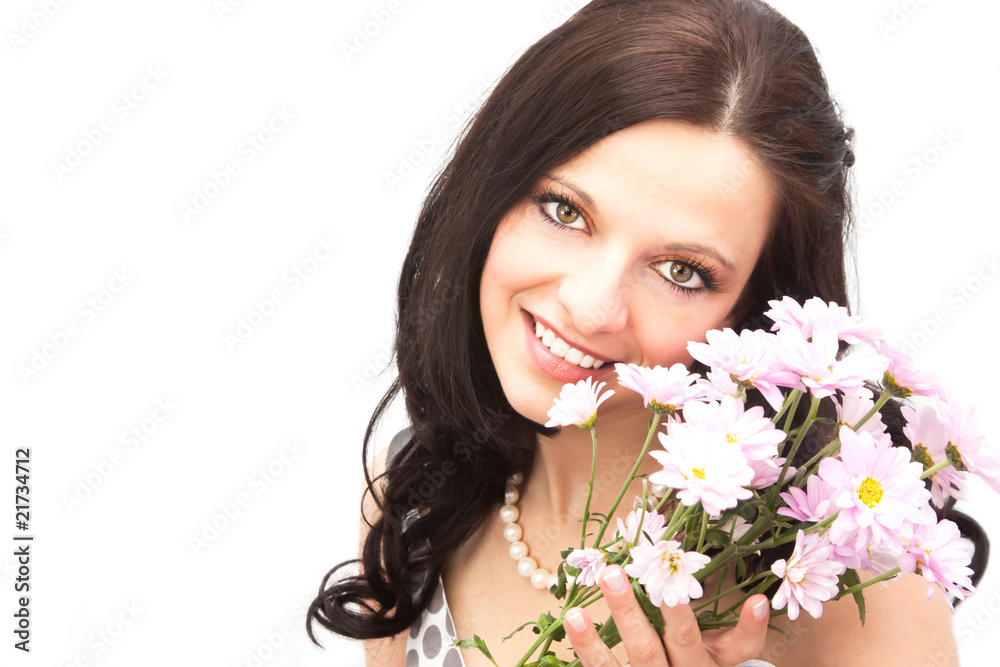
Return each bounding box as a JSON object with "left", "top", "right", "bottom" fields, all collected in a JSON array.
[{"left": 531, "top": 316, "right": 608, "bottom": 370}]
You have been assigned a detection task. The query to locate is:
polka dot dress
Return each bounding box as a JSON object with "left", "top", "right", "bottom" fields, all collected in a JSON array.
[
  {"left": 404, "top": 576, "right": 775, "bottom": 667},
  {"left": 405, "top": 575, "right": 464, "bottom": 667}
]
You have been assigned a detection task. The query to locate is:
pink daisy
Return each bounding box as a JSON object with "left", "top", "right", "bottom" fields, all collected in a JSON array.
[
  {"left": 899, "top": 519, "right": 975, "bottom": 606},
  {"left": 770, "top": 530, "right": 847, "bottom": 620},
  {"left": 778, "top": 475, "right": 837, "bottom": 522},
  {"left": 624, "top": 540, "right": 710, "bottom": 607},
  {"left": 819, "top": 427, "right": 932, "bottom": 552},
  {"left": 650, "top": 424, "right": 754, "bottom": 516},
  {"left": 687, "top": 328, "right": 803, "bottom": 411},
  {"left": 902, "top": 403, "right": 966, "bottom": 508},
  {"left": 695, "top": 367, "right": 744, "bottom": 402},
  {"left": 567, "top": 548, "right": 608, "bottom": 587},
  {"left": 765, "top": 296, "right": 883, "bottom": 344},
  {"left": 835, "top": 389, "right": 888, "bottom": 439},
  {"left": 544, "top": 377, "right": 614, "bottom": 430},
  {"left": 748, "top": 456, "right": 793, "bottom": 489},
  {"left": 613, "top": 362, "right": 705, "bottom": 415},
  {"left": 614, "top": 501, "right": 668, "bottom": 548},
  {"left": 776, "top": 327, "right": 889, "bottom": 399},
  {"left": 935, "top": 399, "right": 1000, "bottom": 494},
  {"left": 875, "top": 340, "right": 946, "bottom": 399},
  {"left": 681, "top": 395, "right": 786, "bottom": 462}
]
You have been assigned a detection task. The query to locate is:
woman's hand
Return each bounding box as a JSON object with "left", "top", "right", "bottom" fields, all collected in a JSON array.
[{"left": 564, "top": 566, "right": 770, "bottom": 666}]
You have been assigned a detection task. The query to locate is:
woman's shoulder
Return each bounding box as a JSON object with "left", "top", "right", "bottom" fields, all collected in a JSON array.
[{"left": 759, "top": 570, "right": 957, "bottom": 665}]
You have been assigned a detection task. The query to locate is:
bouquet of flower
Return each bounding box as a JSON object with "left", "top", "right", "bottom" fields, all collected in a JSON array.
[{"left": 457, "top": 297, "right": 997, "bottom": 667}]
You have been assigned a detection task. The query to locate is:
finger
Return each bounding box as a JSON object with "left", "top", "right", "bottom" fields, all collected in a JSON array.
[
  {"left": 564, "top": 606, "right": 622, "bottom": 667},
  {"left": 701, "top": 594, "right": 770, "bottom": 665},
  {"left": 598, "top": 566, "right": 669, "bottom": 667},
  {"left": 659, "top": 598, "right": 708, "bottom": 666}
]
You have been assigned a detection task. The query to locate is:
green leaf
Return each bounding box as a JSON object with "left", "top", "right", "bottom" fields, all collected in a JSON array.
[
  {"left": 704, "top": 527, "right": 731, "bottom": 549},
  {"left": 550, "top": 562, "right": 568, "bottom": 599},
  {"left": 599, "top": 618, "right": 622, "bottom": 649},
  {"left": 735, "top": 556, "right": 747, "bottom": 579},
  {"left": 537, "top": 653, "right": 569, "bottom": 666},
  {"left": 502, "top": 620, "right": 538, "bottom": 641},
  {"left": 767, "top": 624, "right": 791, "bottom": 647},
  {"left": 632, "top": 579, "right": 665, "bottom": 634},
  {"left": 453, "top": 635, "right": 499, "bottom": 666},
  {"left": 839, "top": 569, "right": 866, "bottom": 626}
]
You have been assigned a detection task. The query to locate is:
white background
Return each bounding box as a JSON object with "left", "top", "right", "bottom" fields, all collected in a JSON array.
[{"left": 1, "top": 0, "right": 998, "bottom": 665}]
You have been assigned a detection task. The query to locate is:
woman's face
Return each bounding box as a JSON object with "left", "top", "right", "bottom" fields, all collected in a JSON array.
[{"left": 479, "top": 119, "right": 777, "bottom": 426}]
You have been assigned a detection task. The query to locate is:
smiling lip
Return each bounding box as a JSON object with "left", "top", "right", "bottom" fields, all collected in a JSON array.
[{"left": 522, "top": 310, "right": 617, "bottom": 384}]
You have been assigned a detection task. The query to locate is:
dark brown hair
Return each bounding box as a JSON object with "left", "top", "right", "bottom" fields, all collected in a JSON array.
[{"left": 308, "top": 0, "right": 985, "bottom": 643}]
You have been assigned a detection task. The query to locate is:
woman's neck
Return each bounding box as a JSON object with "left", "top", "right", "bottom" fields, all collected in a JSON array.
[{"left": 519, "top": 410, "right": 664, "bottom": 542}]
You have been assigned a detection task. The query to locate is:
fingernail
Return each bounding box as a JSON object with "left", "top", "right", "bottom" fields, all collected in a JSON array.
[
  {"left": 566, "top": 608, "right": 586, "bottom": 631},
  {"left": 752, "top": 598, "right": 769, "bottom": 620},
  {"left": 601, "top": 568, "right": 628, "bottom": 594}
]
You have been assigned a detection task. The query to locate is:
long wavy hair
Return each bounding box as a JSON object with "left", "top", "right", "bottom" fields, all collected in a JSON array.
[{"left": 308, "top": 0, "right": 987, "bottom": 644}]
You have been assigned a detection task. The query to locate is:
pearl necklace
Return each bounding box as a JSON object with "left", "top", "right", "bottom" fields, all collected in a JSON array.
[{"left": 500, "top": 471, "right": 670, "bottom": 589}]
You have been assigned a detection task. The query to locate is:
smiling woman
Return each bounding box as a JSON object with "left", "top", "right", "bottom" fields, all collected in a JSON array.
[
  {"left": 307, "top": 1, "right": 986, "bottom": 666},
  {"left": 480, "top": 121, "right": 775, "bottom": 425}
]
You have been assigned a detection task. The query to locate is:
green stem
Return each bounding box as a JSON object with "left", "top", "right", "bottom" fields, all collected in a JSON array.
[
  {"left": 692, "top": 570, "right": 772, "bottom": 613},
  {"left": 853, "top": 388, "right": 891, "bottom": 432},
  {"left": 770, "top": 395, "right": 820, "bottom": 506},
  {"left": 696, "top": 510, "right": 709, "bottom": 552},
  {"left": 921, "top": 459, "right": 951, "bottom": 480},
  {"left": 782, "top": 389, "right": 803, "bottom": 434},
  {"left": 663, "top": 504, "right": 697, "bottom": 543},
  {"left": 581, "top": 428, "right": 598, "bottom": 549},
  {"left": 793, "top": 435, "right": 842, "bottom": 485},
  {"left": 837, "top": 567, "right": 902, "bottom": 598},
  {"left": 772, "top": 389, "right": 800, "bottom": 425},
  {"left": 742, "top": 511, "right": 839, "bottom": 553},
  {"left": 594, "top": 413, "right": 662, "bottom": 545}
]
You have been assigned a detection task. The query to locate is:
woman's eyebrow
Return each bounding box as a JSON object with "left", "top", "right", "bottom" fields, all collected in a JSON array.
[{"left": 543, "top": 174, "right": 597, "bottom": 212}]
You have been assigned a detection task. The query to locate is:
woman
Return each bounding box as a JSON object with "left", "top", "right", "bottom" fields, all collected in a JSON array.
[{"left": 310, "top": 1, "right": 986, "bottom": 664}]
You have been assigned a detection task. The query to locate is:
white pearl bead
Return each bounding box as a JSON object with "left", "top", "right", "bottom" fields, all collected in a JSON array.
[
  {"left": 545, "top": 572, "right": 559, "bottom": 590},
  {"left": 530, "top": 568, "right": 551, "bottom": 589},
  {"left": 499, "top": 504, "right": 520, "bottom": 524},
  {"left": 503, "top": 523, "right": 523, "bottom": 542},
  {"left": 651, "top": 483, "right": 670, "bottom": 498},
  {"left": 510, "top": 471, "right": 524, "bottom": 485},
  {"left": 517, "top": 556, "right": 538, "bottom": 577},
  {"left": 504, "top": 488, "right": 519, "bottom": 505},
  {"left": 509, "top": 541, "right": 528, "bottom": 560}
]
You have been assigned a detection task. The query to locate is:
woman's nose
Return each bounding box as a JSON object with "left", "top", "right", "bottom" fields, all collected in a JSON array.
[{"left": 557, "top": 256, "right": 630, "bottom": 336}]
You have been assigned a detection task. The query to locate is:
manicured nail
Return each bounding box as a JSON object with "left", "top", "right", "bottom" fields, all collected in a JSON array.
[
  {"left": 602, "top": 568, "right": 628, "bottom": 594},
  {"left": 752, "top": 598, "right": 769, "bottom": 620},
  {"left": 566, "top": 608, "right": 586, "bottom": 631}
]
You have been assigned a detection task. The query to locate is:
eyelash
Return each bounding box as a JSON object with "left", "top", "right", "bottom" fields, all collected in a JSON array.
[{"left": 530, "top": 188, "right": 721, "bottom": 296}]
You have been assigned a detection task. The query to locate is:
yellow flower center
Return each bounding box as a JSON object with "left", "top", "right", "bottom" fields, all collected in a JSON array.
[
  {"left": 857, "top": 477, "right": 884, "bottom": 508},
  {"left": 692, "top": 467, "right": 706, "bottom": 480},
  {"left": 726, "top": 433, "right": 738, "bottom": 443}
]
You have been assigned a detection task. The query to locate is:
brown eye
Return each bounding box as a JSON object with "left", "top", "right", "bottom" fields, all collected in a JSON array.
[
  {"left": 670, "top": 262, "right": 693, "bottom": 283},
  {"left": 556, "top": 203, "right": 579, "bottom": 225},
  {"left": 659, "top": 260, "right": 705, "bottom": 290}
]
